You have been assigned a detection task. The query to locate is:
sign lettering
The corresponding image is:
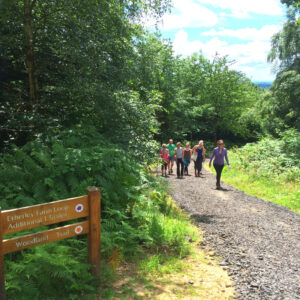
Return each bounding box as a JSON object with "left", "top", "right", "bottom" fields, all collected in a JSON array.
[
  {"left": 0, "top": 186, "right": 101, "bottom": 300},
  {"left": 2, "top": 221, "right": 89, "bottom": 255},
  {"left": 2, "top": 196, "right": 88, "bottom": 235}
]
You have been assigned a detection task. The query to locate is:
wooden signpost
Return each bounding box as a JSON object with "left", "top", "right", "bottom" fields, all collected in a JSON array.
[{"left": 0, "top": 186, "right": 101, "bottom": 300}]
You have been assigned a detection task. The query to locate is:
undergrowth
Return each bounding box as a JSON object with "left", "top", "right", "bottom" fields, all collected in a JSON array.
[
  {"left": 220, "top": 136, "right": 300, "bottom": 213},
  {"left": 0, "top": 126, "right": 197, "bottom": 299}
]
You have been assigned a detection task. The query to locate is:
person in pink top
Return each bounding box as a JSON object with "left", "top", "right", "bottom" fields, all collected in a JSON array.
[{"left": 159, "top": 144, "right": 169, "bottom": 177}]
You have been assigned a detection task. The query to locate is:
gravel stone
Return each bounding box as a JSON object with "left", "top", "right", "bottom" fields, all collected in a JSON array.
[{"left": 165, "top": 164, "right": 300, "bottom": 300}]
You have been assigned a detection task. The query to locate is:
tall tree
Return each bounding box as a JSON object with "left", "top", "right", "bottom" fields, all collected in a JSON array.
[
  {"left": 0, "top": 0, "right": 171, "bottom": 148},
  {"left": 267, "top": 7, "right": 300, "bottom": 131}
]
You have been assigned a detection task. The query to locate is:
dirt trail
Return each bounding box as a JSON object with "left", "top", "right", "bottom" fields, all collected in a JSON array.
[{"left": 166, "top": 164, "right": 300, "bottom": 299}]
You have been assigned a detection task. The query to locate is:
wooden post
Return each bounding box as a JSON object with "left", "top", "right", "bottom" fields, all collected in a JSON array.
[
  {"left": 0, "top": 209, "right": 6, "bottom": 300},
  {"left": 87, "top": 187, "right": 101, "bottom": 279}
]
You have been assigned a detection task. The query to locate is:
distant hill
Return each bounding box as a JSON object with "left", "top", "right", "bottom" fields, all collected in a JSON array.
[{"left": 253, "top": 82, "right": 272, "bottom": 89}]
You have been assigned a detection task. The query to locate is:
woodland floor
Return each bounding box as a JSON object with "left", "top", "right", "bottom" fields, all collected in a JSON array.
[{"left": 167, "top": 163, "right": 300, "bottom": 299}]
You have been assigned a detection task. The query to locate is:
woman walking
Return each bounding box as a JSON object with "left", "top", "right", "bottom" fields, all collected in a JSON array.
[
  {"left": 193, "top": 140, "right": 206, "bottom": 177},
  {"left": 175, "top": 142, "right": 184, "bottom": 178},
  {"left": 209, "top": 139, "right": 230, "bottom": 189},
  {"left": 183, "top": 142, "right": 192, "bottom": 175}
]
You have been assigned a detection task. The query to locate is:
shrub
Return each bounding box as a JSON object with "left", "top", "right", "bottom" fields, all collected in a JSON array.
[
  {"left": 1, "top": 126, "right": 196, "bottom": 299},
  {"left": 229, "top": 136, "right": 300, "bottom": 183}
]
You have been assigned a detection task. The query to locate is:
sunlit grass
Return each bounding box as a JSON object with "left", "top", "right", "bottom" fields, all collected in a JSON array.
[
  {"left": 139, "top": 254, "right": 187, "bottom": 276},
  {"left": 209, "top": 151, "right": 300, "bottom": 214}
]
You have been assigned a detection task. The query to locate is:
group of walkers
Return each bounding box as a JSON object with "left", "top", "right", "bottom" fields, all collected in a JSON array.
[{"left": 159, "top": 139, "right": 230, "bottom": 189}]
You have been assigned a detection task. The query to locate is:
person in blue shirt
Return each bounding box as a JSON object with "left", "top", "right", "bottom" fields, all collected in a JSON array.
[{"left": 192, "top": 140, "right": 206, "bottom": 177}]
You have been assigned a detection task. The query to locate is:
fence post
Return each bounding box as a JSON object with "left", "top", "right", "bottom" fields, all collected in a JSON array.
[
  {"left": 87, "top": 187, "right": 101, "bottom": 279},
  {"left": 0, "top": 208, "right": 6, "bottom": 300}
]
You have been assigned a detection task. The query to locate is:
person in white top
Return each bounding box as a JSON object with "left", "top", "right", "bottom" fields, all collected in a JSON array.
[{"left": 174, "top": 142, "right": 184, "bottom": 179}]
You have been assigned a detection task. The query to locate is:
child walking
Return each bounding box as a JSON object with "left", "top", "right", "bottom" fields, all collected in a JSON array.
[
  {"left": 159, "top": 144, "right": 169, "bottom": 176},
  {"left": 183, "top": 142, "right": 192, "bottom": 175}
]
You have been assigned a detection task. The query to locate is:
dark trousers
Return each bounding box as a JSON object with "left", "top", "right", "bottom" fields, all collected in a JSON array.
[
  {"left": 176, "top": 158, "right": 184, "bottom": 177},
  {"left": 161, "top": 161, "right": 168, "bottom": 170},
  {"left": 214, "top": 164, "right": 224, "bottom": 186},
  {"left": 195, "top": 157, "right": 203, "bottom": 173}
]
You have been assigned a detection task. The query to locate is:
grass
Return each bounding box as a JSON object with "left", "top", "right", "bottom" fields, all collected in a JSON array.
[
  {"left": 98, "top": 197, "right": 235, "bottom": 299},
  {"left": 207, "top": 151, "right": 300, "bottom": 214},
  {"left": 99, "top": 242, "right": 235, "bottom": 300}
]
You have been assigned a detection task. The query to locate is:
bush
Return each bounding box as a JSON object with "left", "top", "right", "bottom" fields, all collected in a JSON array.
[
  {"left": 1, "top": 126, "right": 196, "bottom": 299},
  {"left": 229, "top": 136, "right": 300, "bottom": 183},
  {"left": 6, "top": 240, "right": 95, "bottom": 300}
]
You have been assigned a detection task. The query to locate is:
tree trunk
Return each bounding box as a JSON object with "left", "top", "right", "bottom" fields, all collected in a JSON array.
[{"left": 24, "top": 0, "right": 39, "bottom": 110}]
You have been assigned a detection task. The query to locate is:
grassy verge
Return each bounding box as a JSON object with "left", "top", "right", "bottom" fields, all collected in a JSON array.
[
  {"left": 221, "top": 160, "right": 300, "bottom": 213},
  {"left": 206, "top": 141, "right": 300, "bottom": 214},
  {"left": 99, "top": 196, "right": 234, "bottom": 299}
]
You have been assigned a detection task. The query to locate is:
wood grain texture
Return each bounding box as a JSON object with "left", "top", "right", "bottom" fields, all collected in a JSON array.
[{"left": 87, "top": 187, "right": 101, "bottom": 278}]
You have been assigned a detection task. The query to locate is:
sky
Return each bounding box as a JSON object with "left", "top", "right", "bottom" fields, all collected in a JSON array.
[{"left": 147, "top": 0, "right": 287, "bottom": 82}]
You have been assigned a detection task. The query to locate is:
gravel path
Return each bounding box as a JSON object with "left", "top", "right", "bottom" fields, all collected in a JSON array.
[{"left": 166, "top": 164, "right": 300, "bottom": 299}]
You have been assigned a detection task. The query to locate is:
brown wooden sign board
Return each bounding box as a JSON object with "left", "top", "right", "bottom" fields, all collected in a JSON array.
[
  {"left": 0, "top": 187, "right": 101, "bottom": 300},
  {"left": 2, "top": 195, "right": 89, "bottom": 235},
  {"left": 2, "top": 221, "right": 89, "bottom": 255}
]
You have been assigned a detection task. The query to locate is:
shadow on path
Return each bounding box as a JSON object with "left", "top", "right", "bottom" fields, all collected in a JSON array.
[{"left": 190, "top": 213, "right": 216, "bottom": 224}]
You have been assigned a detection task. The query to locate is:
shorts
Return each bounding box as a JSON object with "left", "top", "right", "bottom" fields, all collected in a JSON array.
[{"left": 169, "top": 155, "right": 175, "bottom": 162}]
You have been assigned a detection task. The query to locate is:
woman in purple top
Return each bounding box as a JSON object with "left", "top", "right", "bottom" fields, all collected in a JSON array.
[{"left": 209, "top": 139, "right": 230, "bottom": 189}]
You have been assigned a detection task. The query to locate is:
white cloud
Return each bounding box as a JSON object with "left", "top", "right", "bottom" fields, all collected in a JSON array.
[
  {"left": 173, "top": 30, "right": 275, "bottom": 80},
  {"left": 237, "top": 65, "right": 275, "bottom": 81},
  {"left": 154, "top": 0, "right": 218, "bottom": 29},
  {"left": 195, "top": 0, "right": 283, "bottom": 17},
  {"left": 201, "top": 25, "right": 280, "bottom": 41}
]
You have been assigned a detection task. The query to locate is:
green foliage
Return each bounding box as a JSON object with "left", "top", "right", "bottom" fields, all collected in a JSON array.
[
  {"left": 0, "top": 126, "right": 143, "bottom": 210},
  {"left": 1, "top": 125, "right": 198, "bottom": 298},
  {"left": 6, "top": 240, "right": 95, "bottom": 300},
  {"left": 267, "top": 7, "right": 300, "bottom": 134},
  {"left": 0, "top": 0, "right": 168, "bottom": 149},
  {"left": 160, "top": 53, "right": 264, "bottom": 142},
  {"left": 139, "top": 254, "right": 185, "bottom": 276},
  {"left": 229, "top": 137, "right": 300, "bottom": 183},
  {"left": 220, "top": 136, "right": 300, "bottom": 212},
  {"left": 280, "top": 128, "right": 300, "bottom": 157},
  {"left": 2, "top": 0, "right": 300, "bottom": 297}
]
